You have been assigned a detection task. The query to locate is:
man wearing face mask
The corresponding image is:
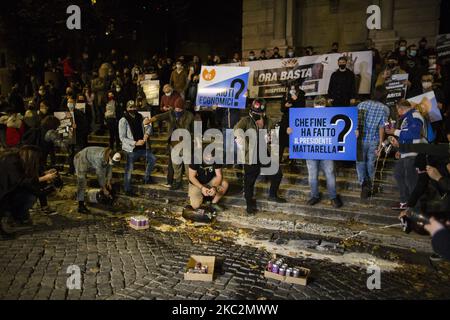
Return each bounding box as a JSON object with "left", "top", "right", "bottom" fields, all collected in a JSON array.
[
  {"left": 285, "top": 47, "right": 295, "bottom": 59},
  {"left": 403, "top": 44, "right": 425, "bottom": 95},
  {"left": 248, "top": 51, "right": 256, "bottom": 61},
  {"left": 234, "top": 98, "right": 285, "bottom": 214},
  {"left": 144, "top": 97, "right": 194, "bottom": 191},
  {"left": 33, "top": 86, "right": 51, "bottom": 113},
  {"left": 395, "top": 39, "right": 408, "bottom": 65},
  {"left": 104, "top": 91, "right": 121, "bottom": 150},
  {"left": 327, "top": 56, "right": 357, "bottom": 107},
  {"left": 159, "top": 84, "right": 181, "bottom": 134},
  {"left": 170, "top": 60, "right": 188, "bottom": 99},
  {"left": 375, "top": 54, "right": 406, "bottom": 88},
  {"left": 270, "top": 47, "right": 282, "bottom": 59},
  {"left": 74, "top": 146, "right": 121, "bottom": 214},
  {"left": 119, "top": 101, "right": 156, "bottom": 196}
]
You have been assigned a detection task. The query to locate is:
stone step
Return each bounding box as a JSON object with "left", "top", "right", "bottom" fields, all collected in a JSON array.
[
  {"left": 63, "top": 168, "right": 400, "bottom": 226},
  {"left": 112, "top": 193, "right": 433, "bottom": 262}
]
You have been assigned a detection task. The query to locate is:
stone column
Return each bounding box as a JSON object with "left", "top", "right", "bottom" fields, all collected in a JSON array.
[
  {"left": 381, "top": 0, "right": 394, "bottom": 30},
  {"left": 285, "top": 0, "right": 295, "bottom": 47},
  {"left": 272, "top": 0, "right": 288, "bottom": 48},
  {"left": 370, "top": 0, "right": 398, "bottom": 52}
]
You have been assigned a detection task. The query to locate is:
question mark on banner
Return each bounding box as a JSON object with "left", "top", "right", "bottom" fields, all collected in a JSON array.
[
  {"left": 231, "top": 79, "right": 245, "bottom": 107},
  {"left": 330, "top": 115, "right": 353, "bottom": 153}
]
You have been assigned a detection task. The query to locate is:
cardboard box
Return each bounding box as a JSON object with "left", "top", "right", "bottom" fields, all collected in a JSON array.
[
  {"left": 184, "top": 255, "right": 215, "bottom": 282},
  {"left": 285, "top": 267, "right": 310, "bottom": 286},
  {"left": 264, "top": 267, "right": 310, "bottom": 286}
]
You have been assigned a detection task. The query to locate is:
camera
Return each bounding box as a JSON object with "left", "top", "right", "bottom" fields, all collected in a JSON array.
[
  {"left": 400, "top": 208, "right": 450, "bottom": 236},
  {"left": 40, "top": 170, "right": 64, "bottom": 196}
]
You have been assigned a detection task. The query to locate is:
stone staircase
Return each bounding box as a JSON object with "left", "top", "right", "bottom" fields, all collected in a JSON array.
[{"left": 58, "top": 132, "right": 402, "bottom": 227}]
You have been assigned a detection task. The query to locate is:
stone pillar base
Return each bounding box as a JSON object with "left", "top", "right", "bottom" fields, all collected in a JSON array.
[{"left": 369, "top": 30, "right": 399, "bottom": 53}]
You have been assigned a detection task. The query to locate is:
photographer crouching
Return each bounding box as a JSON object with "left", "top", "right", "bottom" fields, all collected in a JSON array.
[
  {"left": 0, "top": 146, "right": 60, "bottom": 239},
  {"left": 398, "top": 142, "right": 450, "bottom": 261}
]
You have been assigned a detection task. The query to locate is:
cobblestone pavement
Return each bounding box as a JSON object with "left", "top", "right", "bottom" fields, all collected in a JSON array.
[{"left": 0, "top": 195, "right": 450, "bottom": 301}]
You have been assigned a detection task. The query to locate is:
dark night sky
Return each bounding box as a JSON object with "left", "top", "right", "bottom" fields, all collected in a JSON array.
[{"left": 0, "top": 0, "right": 243, "bottom": 61}]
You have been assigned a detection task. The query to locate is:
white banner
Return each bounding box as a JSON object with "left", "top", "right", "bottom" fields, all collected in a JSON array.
[{"left": 244, "top": 51, "right": 373, "bottom": 98}]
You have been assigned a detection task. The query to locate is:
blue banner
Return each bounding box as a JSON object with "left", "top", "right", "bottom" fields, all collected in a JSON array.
[
  {"left": 196, "top": 66, "right": 250, "bottom": 109},
  {"left": 289, "top": 107, "right": 358, "bottom": 161}
]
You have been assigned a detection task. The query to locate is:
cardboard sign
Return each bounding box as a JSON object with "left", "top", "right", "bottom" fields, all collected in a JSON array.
[
  {"left": 140, "top": 80, "right": 160, "bottom": 106},
  {"left": 407, "top": 91, "right": 442, "bottom": 123},
  {"left": 385, "top": 74, "right": 409, "bottom": 109},
  {"left": 196, "top": 66, "right": 250, "bottom": 109},
  {"left": 289, "top": 107, "right": 358, "bottom": 161}
]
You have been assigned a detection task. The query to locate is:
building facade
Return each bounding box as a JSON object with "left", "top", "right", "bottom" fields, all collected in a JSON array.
[{"left": 242, "top": 0, "right": 441, "bottom": 57}]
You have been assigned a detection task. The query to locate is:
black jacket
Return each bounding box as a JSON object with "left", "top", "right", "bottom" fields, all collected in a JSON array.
[
  {"left": 0, "top": 151, "right": 40, "bottom": 205},
  {"left": 328, "top": 68, "right": 356, "bottom": 106},
  {"left": 432, "top": 229, "right": 450, "bottom": 261}
]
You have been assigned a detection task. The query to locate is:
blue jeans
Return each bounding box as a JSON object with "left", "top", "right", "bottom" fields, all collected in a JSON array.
[
  {"left": 124, "top": 149, "right": 156, "bottom": 193},
  {"left": 356, "top": 141, "right": 379, "bottom": 186},
  {"left": 306, "top": 160, "right": 337, "bottom": 199}
]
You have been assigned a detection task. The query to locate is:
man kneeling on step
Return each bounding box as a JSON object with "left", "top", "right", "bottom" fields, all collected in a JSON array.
[{"left": 188, "top": 153, "right": 229, "bottom": 212}]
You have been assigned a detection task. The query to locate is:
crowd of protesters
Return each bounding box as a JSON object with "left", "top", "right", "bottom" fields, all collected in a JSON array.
[{"left": 0, "top": 38, "right": 449, "bottom": 260}]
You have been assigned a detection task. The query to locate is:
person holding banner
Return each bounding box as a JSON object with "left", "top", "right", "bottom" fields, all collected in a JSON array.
[
  {"left": 299, "top": 96, "right": 343, "bottom": 209},
  {"left": 279, "top": 83, "right": 305, "bottom": 163},
  {"left": 327, "top": 56, "right": 357, "bottom": 107},
  {"left": 234, "top": 98, "right": 285, "bottom": 214}
]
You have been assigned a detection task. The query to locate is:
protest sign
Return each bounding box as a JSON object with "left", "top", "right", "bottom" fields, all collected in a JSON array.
[
  {"left": 246, "top": 51, "right": 373, "bottom": 98},
  {"left": 140, "top": 80, "right": 160, "bottom": 106},
  {"left": 196, "top": 66, "right": 250, "bottom": 109},
  {"left": 289, "top": 107, "right": 358, "bottom": 161},
  {"left": 385, "top": 74, "right": 408, "bottom": 109},
  {"left": 407, "top": 91, "right": 442, "bottom": 123},
  {"left": 436, "top": 33, "right": 450, "bottom": 63}
]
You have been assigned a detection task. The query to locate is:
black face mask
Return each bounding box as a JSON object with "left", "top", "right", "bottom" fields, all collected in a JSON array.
[
  {"left": 251, "top": 112, "right": 262, "bottom": 121},
  {"left": 339, "top": 65, "right": 346, "bottom": 70}
]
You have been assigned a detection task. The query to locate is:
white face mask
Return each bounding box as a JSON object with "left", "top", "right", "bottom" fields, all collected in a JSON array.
[
  {"left": 165, "top": 92, "right": 172, "bottom": 97},
  {"left": 67, "top": 103, "right": 75, "bottom": 110},
  {"left": 288, "top": 52, "right": 294, "bottom": 57},
  {"left": 422, "top": 81, "right": 433, "bottom": 90}
]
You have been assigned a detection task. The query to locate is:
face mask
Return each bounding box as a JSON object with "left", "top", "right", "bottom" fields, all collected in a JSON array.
[
  {"left": 116, "top": 87, "right": 121, "bottom": 92},
  {"left": 67, "top": 103, "right": 75, "bottom": 110},
  {"left": 409, "top": 50, "right": 417, "bottom": 57},
  {"left": 251, "top": 112, "right": 262, "bottom": 121},
  {"left": 422, "top": 81, "right": 433, "bottom": 90},
  {"left": 128, "top": 110, "right": 137, "bottom": 116},
  {"left": 399, "top": 46, "right": 406, "bottom": 52},
  {"left": 288, "top": 52, "right": 294, "bottom": 57},
  {"left": 249, "top": 55, "right": 255, "bottom": 60},
  {"left": 165, "top": 92, "right": 172, "bottom": 97},
  {"left": 175, "top": 111, "right": 184, "bottom": 119},
  {"left": 339, "top": 64, "right": 346, "bottom": 70}
]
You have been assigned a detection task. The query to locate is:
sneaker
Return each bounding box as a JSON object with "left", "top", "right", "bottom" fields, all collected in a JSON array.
[
  {"left": 360, "top": 183, "right": 371, "bottom": 200},
  {"left": 268, "top": 196, "right": 287, "bottom": 203},
  {"left": 125, "top": 191, "right": 137, "bottom": 197},
  {"left": 331, "top": 196, "right": 343, "bottom": 209},
  {"left": 307, "top": 197, "right": 321, "bottom": 206},
  {"left": 210, "top": 203, "right": 225, "bottom": 212},
  {"left": 429, "top": 253, "right": 443, "bottom": 262},
  {"left": 143, "top": 177, "right": 156, "bottom": 185},
  {"left": 162, "top": 183, "right": 172, "bottom": 188},
  {"left": 41, "top": 206, "right": 57, "bottom": 216},
  {"left": 170, "top": 183, "right": 181, "bottom": 191},
  {"left": 78, "top": 204, "right": 91, "bottom": 214},
  {"left": 391, "top": 203, "right": 407, "bottom": 211}
]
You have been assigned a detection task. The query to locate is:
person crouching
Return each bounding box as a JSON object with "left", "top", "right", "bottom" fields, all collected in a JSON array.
[{"left": 74, "top": 146, "right": 121, "bottom": 214}]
